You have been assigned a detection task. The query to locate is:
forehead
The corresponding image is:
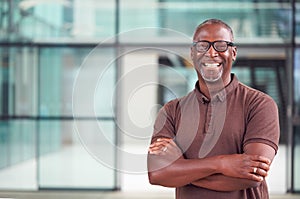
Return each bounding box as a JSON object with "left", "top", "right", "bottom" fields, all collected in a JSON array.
[{"left": 193, "top": 23, "right": 233, "bottom": 42}]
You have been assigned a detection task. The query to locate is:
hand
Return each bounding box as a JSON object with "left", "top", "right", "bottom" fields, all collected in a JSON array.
[
  {"left": 219, "top": 154, "right": 271, "bottom": 182},
  {"left": 148, "top": 137, "right": 183, "bottom": 159}
]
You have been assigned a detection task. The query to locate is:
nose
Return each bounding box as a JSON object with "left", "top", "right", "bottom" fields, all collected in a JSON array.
[{"left": 205, "top": 45, "right": 218, "bottom": 57}]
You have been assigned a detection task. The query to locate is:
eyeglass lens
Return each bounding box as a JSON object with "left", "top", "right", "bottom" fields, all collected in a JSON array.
[{"left": 195, "top": 41, "right": 229, "bottom": 52}]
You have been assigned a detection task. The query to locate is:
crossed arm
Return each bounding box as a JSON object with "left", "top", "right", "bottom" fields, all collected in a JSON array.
[{"left": 147, "top": 138, "right": 276, "bottom": 191}]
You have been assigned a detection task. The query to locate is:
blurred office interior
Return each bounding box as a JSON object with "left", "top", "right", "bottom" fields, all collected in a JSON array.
[{"left": 0, "top": 0, "right": 300, "bottom": 198}]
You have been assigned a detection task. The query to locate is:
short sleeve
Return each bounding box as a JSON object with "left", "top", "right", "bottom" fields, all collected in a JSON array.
[
  {"left": 151, "top": 100, "right": 177, "bottom": 143},
  {"left": 243, "top": 94, "right": 280, "bottom": 154}
]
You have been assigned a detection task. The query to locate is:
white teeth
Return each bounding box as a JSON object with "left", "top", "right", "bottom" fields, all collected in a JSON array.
[{"left": 204, "top": 63, "right": 220, "bottom": 68}]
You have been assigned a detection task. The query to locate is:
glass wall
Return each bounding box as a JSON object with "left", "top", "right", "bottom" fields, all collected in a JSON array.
[
  {"left": 0, "top": 0, "right": 299, "bottom": 193},
  {"left": 0, "top": 0, "right": 117, "bottom": 190},
  {"left": 0, "top": 46, "right": 38, "bottom": 189},
  {"left": 120, "top": 0, "right": 292, "bottom": 43},
  {"left": 0, "top": 0, "right": 116, "bottom": 42},
  {"left": 37, "top": 47, "right": 116, "bottom": 189}
]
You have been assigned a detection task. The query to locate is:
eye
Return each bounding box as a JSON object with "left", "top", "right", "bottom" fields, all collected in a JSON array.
[
  {"left": 214, "top": 42, "right": 227, "bottom": 51},
  {"left": 196, "top": 42, "right": 209, "bottom": 52}
]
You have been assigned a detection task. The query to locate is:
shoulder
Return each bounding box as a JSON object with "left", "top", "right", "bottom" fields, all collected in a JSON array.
[
  {"left": 237, "top": 82, "right": 277, "bottom": 106},
  {"left": 236, "top": 82, "right": 279, "bottom": 119}
]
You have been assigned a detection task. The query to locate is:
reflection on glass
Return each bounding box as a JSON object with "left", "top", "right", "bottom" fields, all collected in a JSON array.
[
  {"left": 39, "top": 48, "right": 90, "bottom": 117},
  {"left": 232, "top": 67, "right": 251, "bottom": 85},
  {"left": 39, "top": 47, "right": 115, "bottom": 117},
  {"left": 120, "top": 0, "right": 292, "bottom": 43},
  {"left": 157, "top": 53, "right": 196, "bottom": 104},
  {"left": 39, "top": 48, "right": 115, "bottom": 117},
  {"left": 0, "top": 47, "right": 38, "bottom": 116},
  {"left": 296, "top": 4, "right": 300, "bottom": 41},
  {"left": 1, "top": 0, "right": 116, "bottom": 42},
  {"left": 38, "top": 120, "right": 116, "bottom": 189},
  {"left": 0, "top": 121, "right": 9, "bottom": 169},
  {"left": 0, "top": 120, "right": 37, "bottom": 190}
]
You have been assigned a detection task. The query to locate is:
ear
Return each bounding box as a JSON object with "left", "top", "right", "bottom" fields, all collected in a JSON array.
[
  {"left": 190, "top": 46, "right": 194, "bottom": 60},
  {"left": 232, "top": 46, "right": 237, "bottom": 61}
]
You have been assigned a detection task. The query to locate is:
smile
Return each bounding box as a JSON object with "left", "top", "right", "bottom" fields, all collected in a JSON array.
[{"left": 203, "top": 63, "right": 221, "bottom": 68}]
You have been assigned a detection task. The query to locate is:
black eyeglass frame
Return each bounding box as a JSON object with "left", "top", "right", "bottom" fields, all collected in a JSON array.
[{"left": 192, "top": 40, "right": 235, "bottom": 53}]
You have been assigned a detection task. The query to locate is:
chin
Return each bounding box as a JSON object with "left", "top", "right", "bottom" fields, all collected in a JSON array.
[{"left": 200, "top": 69, "right": 223, "bottom": 83}]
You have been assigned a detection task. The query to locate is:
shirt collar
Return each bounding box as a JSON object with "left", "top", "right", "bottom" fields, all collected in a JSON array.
[{"left": 194, "top": 74, "right": 239, "bottom": 103}]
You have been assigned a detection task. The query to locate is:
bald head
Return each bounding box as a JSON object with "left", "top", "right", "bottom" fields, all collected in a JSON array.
[{"left": 193, "top": 19, "right": 234, "bottom": 41}]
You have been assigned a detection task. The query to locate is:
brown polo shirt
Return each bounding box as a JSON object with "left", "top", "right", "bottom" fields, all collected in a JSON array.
[{"left": 151, "top": 74, "right": 280, "bottom": 199}]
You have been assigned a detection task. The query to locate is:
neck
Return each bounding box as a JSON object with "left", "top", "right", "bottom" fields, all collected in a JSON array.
[{"left": 198, "top": 76, "right": 231, "bottom": 99}]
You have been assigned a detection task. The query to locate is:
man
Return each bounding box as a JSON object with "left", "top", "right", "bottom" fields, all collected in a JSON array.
[{"left": 147, "top": 19, "right": 280, "bottom": 199}]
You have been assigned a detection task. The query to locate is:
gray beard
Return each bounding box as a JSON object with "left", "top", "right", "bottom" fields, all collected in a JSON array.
[{"left": 200, "top": 66, "right": 223, "bottom": 83}]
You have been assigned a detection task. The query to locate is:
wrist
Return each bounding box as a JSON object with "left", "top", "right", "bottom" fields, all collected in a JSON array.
[
  {"left": 215, "top": 155, "right": 226, "bottom": 174},
  {"left": 201, "top": 155, "right": 223, "bottom": 174}
]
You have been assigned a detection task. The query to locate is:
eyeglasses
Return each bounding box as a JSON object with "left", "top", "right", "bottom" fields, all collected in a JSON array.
[{"left": 192, "top": 40, "right": 235, "bottom": 53}]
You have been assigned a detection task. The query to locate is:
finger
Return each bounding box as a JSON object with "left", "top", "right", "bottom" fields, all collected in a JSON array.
[
  {"left": 149, "top": 141, "right": 171, "bottom": 150},
  {"left": 149, "top": 142, "right": 166, "bottom": 148},
  {"left": 246, "top": 173, "right": 264, "bottom": 182},
  {"left": 151, "top": 137, "right": 172, "bottom": 145},
  {"left": 148, "top": 146, "right": 163, "bottom": 152},
  {"left": 149, "top": 140, "right": 170, "bottom": 148},
  {"left": 149, "top": 140, "right": 172, "bottom": 153},
  {"left": 251, "top": 155, "right": 271, "bottom": 165},
  {"left": 148, "top": 142, "right": 165, "bottom": 151},
  {"left": 148, "top": 145, "right": 168, "bottom": 154},
  {"left": 256, "top": 162, "right": 270, "bottom": 172},
  {"left": 149, "top": 145, "right": 170, "bottom": 155},
  {"left": 255, "top": 168, "right": 268, "bottom": 177},
  {"left": 149, "top": 144, "right": 168, "bottom": 153},
  {"left": 149, "top": 144, "right": 179, "bottom": 157},
  {"left": 157, "top": 137, "right": 172, "bottom": 141},
  {"left": 148, "top": 149, "right": 163, "bottom": 155},
  {"left": 156, "top": 138, "right": 172, "bottom": 144},
  {"left": 250, "top": 165, "right": 269, "bottom": 179}
]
